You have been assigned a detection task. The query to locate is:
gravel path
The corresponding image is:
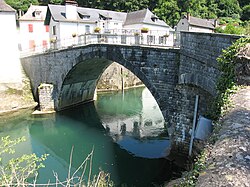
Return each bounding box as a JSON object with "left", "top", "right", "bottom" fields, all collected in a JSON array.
[{"left": 196, "top": 86, "right": 250, "bottom": 187}]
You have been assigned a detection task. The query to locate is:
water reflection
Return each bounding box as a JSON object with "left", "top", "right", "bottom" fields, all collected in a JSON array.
[
  {"left": 0, "top": 87, "right": 181, "bottom": 186},
  {"left": 96, "top": 87, "right": 170, "bottom": 158}
]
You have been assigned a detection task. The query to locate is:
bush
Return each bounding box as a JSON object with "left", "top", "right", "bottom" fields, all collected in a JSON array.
[
  {"left": 0, "top": 136, "right": 48, "bottom": 186},
  {"left": 0, "top": 136, "right": 114, "bottom": 186},
  {"left": 206, "top": 37, "right": 250, "bottom": 120}
]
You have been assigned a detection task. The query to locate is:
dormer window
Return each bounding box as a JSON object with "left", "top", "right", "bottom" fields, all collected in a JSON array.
[
  {"left": 99, "top": 14, "right": 112, "bottom": 20},
  {"left": 32, "top": 10, "right": 42, "bottom": 18},
  {"left": 151, "top": 15, "right": 158, "bottom": 22},
  {"left": 78, "top": 12, "right": 90, "bottom": 20}
]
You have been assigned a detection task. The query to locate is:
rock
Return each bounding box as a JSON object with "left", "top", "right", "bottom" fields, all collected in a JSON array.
[{"left": 196, "top": 87, "right": 250, "bottom": 187}]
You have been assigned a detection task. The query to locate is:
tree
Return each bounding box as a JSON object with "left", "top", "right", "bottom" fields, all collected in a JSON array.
[
  {"left": 39, "top": 0, "right": 63, "bottom": 5},
  {"left": 238, "top": 0, "right": 250, "bottom": 7},
  {"left": 215, "top": 0, "right": 242, "bottom": 17},
  {"left": 241, "top": 5, "right": 250, "bottom": 21},
  {"left": 154, "top": 0, "right": 180, "bottom": 27},
  {"left": 5, "top": 0, "right": 39, "bottom": 12}
]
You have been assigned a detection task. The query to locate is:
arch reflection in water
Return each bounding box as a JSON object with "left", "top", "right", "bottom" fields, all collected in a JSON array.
[{"left": 95, "top": 87, "right": 170, "bottom": 158}]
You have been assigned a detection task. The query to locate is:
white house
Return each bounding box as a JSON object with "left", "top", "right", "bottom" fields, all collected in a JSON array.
[
  {"left": 19, "top": 5, "right": 49, "bottom": 52},
  {"left": 44, "top": 1, "right": 127, "bottom": 47},
  {"left": 44, "top": 0, "right": 174, "bottom": 47},
  {"left": 0, "top": 0, "right": 22, "bottom": 90},
  {"left": 123, "top": 9, "right": 174, "bottom": 45},
  {"left": 176, "top": 13, "right": 217, "bottom": 33}
]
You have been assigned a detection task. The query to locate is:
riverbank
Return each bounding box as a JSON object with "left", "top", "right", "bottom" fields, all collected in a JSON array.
[
  {"left": 165, "top": 86, "right": 250, "bottom": 187},
  {"left": 196, "top": 86, "right": 250, "bottom": 186},
  {"left": 0, "top": 81, "right": 37, "bottom": 117}
]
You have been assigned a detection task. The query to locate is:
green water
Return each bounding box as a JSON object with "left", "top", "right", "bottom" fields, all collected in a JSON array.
[{"left": 0, "top": 87, "right": 182, "bottom": 186}]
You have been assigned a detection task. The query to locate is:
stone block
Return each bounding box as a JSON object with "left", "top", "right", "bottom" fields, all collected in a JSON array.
[{"left": 38, "top": 83, "right": 55, "bottom": 112}]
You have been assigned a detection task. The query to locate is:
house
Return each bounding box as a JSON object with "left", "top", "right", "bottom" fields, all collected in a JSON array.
[
  {"left": 44, "top": 1, "right": 127, "bottom": 47},
  {"left": 0, "top": 0, "right": 22, "bottom": 90},
  {"left": 19, "top": 5, "right": 49, "bottom": 52},
  {"left": 176, "top": 13, "right": 217, "bottom": 33},
  {"left": 123, "top": 9, "right": 174, "bottom": 45},
  {"left": 44, "top": 0, "right": 173, "bottom": 47}
]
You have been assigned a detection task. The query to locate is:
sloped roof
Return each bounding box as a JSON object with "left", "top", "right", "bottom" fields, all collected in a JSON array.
[
  {"left": 44, "top": 5, "right": 170, "bottom": 29},
  {"left": 0, "top": 0, "right": 15, "bottom": 12},
  {"left": 45, "top": 4, "right": 127, "bottom": 24},
  {"left": 19, "top": 5, "right": 47, "bottom": 21},
  {"left": 123, "top": 9, "right": 169, "bottom": 28},
  {"left": 185, "top": 15, "right": 215, "bottom": 29}
]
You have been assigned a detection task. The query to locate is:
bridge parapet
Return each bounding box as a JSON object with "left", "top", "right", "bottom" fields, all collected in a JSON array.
[{"left": 20, "top": 31, "right": 180, "bottom": 58}]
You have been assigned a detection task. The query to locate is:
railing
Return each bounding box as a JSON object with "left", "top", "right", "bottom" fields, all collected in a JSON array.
[{"left": 20, "top": 31, "right": 181, "bottom": 57}]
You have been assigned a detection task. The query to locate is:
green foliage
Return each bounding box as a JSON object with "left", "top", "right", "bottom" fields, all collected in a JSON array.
[
  {"left": 219, "top": 17, "right": 242, "bottom": 24},
  {"left": 206, "top": 37, "right": 250, "bottom": 120},
  {"left": 177, "top": 149, "right": 209, "bottom": 187},
  {"left": 243, "top": 21, "right": 250, "bottom": 35},
  {"left": 242, "top": 5, "right": 250, "bottom": 21},
  {"left": 216, "top": 23, "right": 245, "bottom": 35},
  {"left": 154, "top": 0, "right": 181, "bottom": 27},
  {"left": 223, "top": 23, "right": 245, "bottom": 34},
  {"left": 38, "top": 0, "right": 63, "bottom": 5},
  {"left": 5, "top": 0, "right": 39, "bottom": 12},
  {"left": 215, "top": 0, "right": 242, "bottom": 18},
  {"left": 238, "top": 0, "right": 250, "bottom": 7},
  {"left": 0, "top": 136, "right": 48, "bottom": 186}
]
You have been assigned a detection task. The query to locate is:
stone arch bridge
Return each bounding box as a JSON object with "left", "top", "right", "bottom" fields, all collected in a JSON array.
[{"left": 20, "top": 32, "right": 241, "bottom": 150}]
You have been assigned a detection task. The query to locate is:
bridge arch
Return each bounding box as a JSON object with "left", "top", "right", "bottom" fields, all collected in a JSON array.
[
  {"left": 58, "top": 54, "right": 161, "bottom": 111},
  {"left": 178, "top": 73, "right": 217, "bottom": 96},
  {"left": 20, "top": 44, "right": 179, "bottom": 122}
]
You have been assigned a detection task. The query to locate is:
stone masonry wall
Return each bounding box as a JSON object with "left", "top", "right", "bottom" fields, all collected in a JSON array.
[
  {"left": 97, "top": 62, "right": 142, "bottom": 91},
  {"left": 179, "top": 32, "right": 241, "bottom": 95},
  {"left": 38, "top": 83, "right": 55, "bottom": 111},
  {"left": 171, "top": 32, "right": 243, "bottom": 149}
]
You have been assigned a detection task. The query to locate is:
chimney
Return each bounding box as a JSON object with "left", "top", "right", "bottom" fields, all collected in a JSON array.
[
  {"left": 65, "top": 0, "right": 78, "bottom": 20},
  {"left": 187, "top": 12, "right": 190, "bottom": 21},
  {"left": 214, "top": 19, "right": 218, "bottom": 27}
]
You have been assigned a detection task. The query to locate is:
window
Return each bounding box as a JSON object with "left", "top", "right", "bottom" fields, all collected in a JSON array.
[
  {"left": 78, "top": 13, "right": 90, "bottom": 20},
  {"left": 45, "top": 25, "right": 49, "bottom": 32},
  {"left": 42, "top": 40, "right": 48, "bottom": 48},
  {"left": 28, "top": 24, "right": 33, "bottom": 32},
  {"left": 114, "top": 23, "right": 118, "bottom": 25},
  {"left": 32, "top": 10, "right": 41, "bottom": 18},
  {"left": 52, "top": 26, "right": 56, "bottom": 35},
  {"left": 159, "top": 36, "right": 167, "bottom": 44},
  {"left": 121, "top": 35, "right": 126, "bottom": 44},
  {"left": 147, "top": 35, "right": 155, "bottom": 44},
  {"left": 29, "top": 40, "right": 35, "bottom": 51},
  {"left": 85, "top": 25, "right": 90, "bottom": 33}
]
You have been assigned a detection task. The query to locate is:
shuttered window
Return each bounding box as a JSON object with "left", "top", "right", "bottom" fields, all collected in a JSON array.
[
  {"left": 45, "top": 25, "right": 49, "bottom": 32},
  {"left": 28, "top": 24, "right": 33, "bottom": 32},
  {"left": 29, "top": 40, "right": 35, "bottom": 51},
  {"left": 42, "top": 40, "right": 48, "bottom": 48}
]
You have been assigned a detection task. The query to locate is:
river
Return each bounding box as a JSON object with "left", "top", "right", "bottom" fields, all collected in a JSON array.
[{"left": 0, "top": 87, "right": 183, "bottom": 186}]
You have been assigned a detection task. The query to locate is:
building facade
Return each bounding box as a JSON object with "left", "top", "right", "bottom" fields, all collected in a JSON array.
[
  {"left": 44, "top": 0, "right": 174, "bottom": 48},
  {"left": 176, "top": 13, "right": 217, "bottom": 33},
  {"left": 19, "top": 5, "right": 49, "bottom": 53},
  {"left": 0, "top": 0, "right": 22, "bottom": 90}
]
